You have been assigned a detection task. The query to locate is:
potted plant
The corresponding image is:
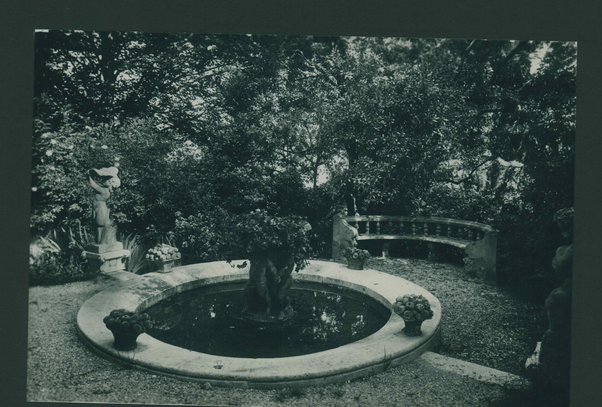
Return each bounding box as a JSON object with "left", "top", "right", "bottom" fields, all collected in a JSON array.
[
  {"left": 393, "top": 294, "right": 434, "bottom": 336},
  {"left": 146, "top": 243, "right": 181, "bottom": 273},
  {"left": 103, "top": 309, "right": 153, "bottom": 350},
  {"left": 344, "top": 247, "right": 371, "bottom": 270}
]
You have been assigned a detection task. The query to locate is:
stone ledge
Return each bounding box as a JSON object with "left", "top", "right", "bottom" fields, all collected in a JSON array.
[{"left": 418, "top": 351, "right": 530, "bottom": 390}]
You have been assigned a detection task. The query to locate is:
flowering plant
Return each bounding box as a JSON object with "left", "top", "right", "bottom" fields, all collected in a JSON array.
[
  {"left": 103, "top": 309, "right": 153, "bottom": 334},
  {"left": 146, "top": 244, "right": 181, "bottom": 263},
  {"left": 344, "top": 247, "right": 371, "bottom": 261},
  {"left": 393, "top": 294, "right": 434, "bottom": 322}
]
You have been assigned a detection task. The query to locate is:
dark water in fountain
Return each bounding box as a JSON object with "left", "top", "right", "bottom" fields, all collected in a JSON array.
[{"left": 144, "top": 282, "right": 391, "bottom": 358}]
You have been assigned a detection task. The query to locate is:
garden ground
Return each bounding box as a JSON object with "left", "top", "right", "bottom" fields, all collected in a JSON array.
[{"left": 27, "top": 257, "right": 546, "bottom": 406}]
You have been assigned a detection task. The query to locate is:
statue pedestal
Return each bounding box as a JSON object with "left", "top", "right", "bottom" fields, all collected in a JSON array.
[{"left": 83, "top": 243, "right": 130, "bottom": 273}]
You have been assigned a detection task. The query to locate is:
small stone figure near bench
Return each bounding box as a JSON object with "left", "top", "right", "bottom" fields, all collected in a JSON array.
[
  {"left": 332, "top": 210, "right": 358, "bottom": 260},
  {"left": 83, "top": 165, "right": 130, "bottom": 273}
]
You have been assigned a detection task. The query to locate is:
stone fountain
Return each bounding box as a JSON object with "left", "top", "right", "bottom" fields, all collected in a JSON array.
[
  {"left": 76, "top": 184, "right": 441, "bottom": 387},
  {"left": 77, "top": 258, "right": 441, "bottom": 387}
]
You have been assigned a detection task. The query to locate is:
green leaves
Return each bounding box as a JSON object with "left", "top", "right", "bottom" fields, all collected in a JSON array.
[
  {"left": 31, "top": 32, "right": 575, "bottom": 289},
  {"left": 230, "top": 210, "right": 313, "bottom": 271}
]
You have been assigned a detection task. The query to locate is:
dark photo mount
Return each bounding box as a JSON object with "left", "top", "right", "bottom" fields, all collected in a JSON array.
[{"left": 2, "top": 1, "right": 601, "bottom": 407}]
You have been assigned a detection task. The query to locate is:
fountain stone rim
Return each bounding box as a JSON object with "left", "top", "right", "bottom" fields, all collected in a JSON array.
[{"left": 77, "top": 259, "right": 442, "bottom": 388}]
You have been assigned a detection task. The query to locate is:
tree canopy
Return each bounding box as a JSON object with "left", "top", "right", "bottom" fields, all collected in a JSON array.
[{"left": 31, "top": 31, "right": 576, "bottom": 286}]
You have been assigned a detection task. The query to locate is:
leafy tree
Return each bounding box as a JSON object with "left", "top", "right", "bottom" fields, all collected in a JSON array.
[{"left": 31, "top": 31, "right": 575, "bottom": 293}]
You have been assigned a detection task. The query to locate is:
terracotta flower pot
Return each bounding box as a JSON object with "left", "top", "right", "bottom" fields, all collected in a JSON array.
[
  {"left": 347, "top": 258, "right": 365, "bottom": 270},
  {"left": 110, "top": 329, "right": 141, "bottom": 351},
  {"left": 402, "top": 320, "right": 423, "bottom": 336}
]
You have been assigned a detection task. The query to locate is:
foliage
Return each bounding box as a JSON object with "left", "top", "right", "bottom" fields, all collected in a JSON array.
[
  {"left": 30, "top": 116, "right": 123, "bottom": 234},
  {"left": 29, "top": 251, "right": 97, "bottom": 286},
  {"left": 31, "top": 31, "right": 575, "bottom": 296},
  {"left": 393, "top": 294, "right": 434, "bottom": 322},
  {"left": 301, "top": 183, "right": 340, "bottom": 258},
  {"left": 29, "top": 225, "right": 97, "bottom": 285},
  {"left": 122, "top": 233, "right": 148, "bottom": 274},
  {"left": 229, "top": 209, "right": 313, "bottom": 271},
  {"left": 167, "top": 209, "right": 234, "bottom": 264}
]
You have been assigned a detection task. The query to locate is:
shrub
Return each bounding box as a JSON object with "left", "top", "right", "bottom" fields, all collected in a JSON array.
[
  {"left": 301, "top": 183, "right": 340, "bottom": 259},
  {"left": 29, "top": 226, "right": 97, "bottom": 285},
  {"left": 29, "top": 251, "right": 97, "bottom": 286},
  {"left": 122, "top": 233, "right": 148, "bottom": 274},
  {"left": 168, "top": 209, "right": 234, "bottom": 264},
  {"left": 30, "top": 120, "right": 121, "bottom": 236},
  {"left": 230, "top": 209, "right": 313, "bottom": 271}
]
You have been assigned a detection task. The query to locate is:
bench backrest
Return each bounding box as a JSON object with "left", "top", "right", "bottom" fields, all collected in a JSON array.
[{"left": 344, "top": 215, "right": 495, "bottom": 242}]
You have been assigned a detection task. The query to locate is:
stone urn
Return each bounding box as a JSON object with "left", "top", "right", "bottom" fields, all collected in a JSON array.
[
  {"left": 347, "top": 258, "right": 366, "bottom": 270},
  {"left": 150, "top": 258, "right": 181, "bottom": 273},
  {"left": 109, "top": 329, "right": 142, "bottom": 351},
  {"left": 393, "top": 294, "right": 434, "bottom": 337},
  {"left": 103, "top": 309, "right": 152, "bottom": 351},
  {"left": 146, "top": 244, "right": 181, "bottom": 273},
  {"left": 344, "top": 248, "right": 370, "bottom": 270},
  {"left": 402, "top": 319, "right": 424, "bottom": 337}
]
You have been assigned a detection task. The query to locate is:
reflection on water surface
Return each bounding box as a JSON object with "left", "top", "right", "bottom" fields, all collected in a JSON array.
[{"left": 145, "top": 282, "right": 390, "bottom": 358}]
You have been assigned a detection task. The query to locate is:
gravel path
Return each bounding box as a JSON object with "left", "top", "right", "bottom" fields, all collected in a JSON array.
[
  {"left": 27, "top": 259, "right": 543, "bottom": 406},
  {"left": 365, "top": 257, "right": 546, "bottom": 375}
]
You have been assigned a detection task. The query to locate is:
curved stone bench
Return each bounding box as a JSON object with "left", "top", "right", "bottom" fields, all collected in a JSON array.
[
  {"left": 333, "top": 214, "right": 498, "bottom": 283},
  {"left": 77, "top": 260, "right": 441, "bottom": 388}
]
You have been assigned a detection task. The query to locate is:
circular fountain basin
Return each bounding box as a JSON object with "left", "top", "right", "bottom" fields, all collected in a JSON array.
[{"left": 77, "top": 260, "right": 441, "bottom": 388}]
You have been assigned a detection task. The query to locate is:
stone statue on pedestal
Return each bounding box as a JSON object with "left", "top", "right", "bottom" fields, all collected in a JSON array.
[
  {"left": 332, "top": 208, "right": 358, "bottom": 261},
  {"left": 83, "top": 165, "right": 130, "bottom": 273},
  {"left": 89, "top": 167, "right": 120, "bottom": 245}
]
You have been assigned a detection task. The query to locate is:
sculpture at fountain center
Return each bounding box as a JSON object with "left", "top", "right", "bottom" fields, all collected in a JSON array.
[
  {"left": 232, "top": 210, "right": 312, "bottom": 323},
  {"left": 243, "top": 248, "right": 296, "bottom": 321}
]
